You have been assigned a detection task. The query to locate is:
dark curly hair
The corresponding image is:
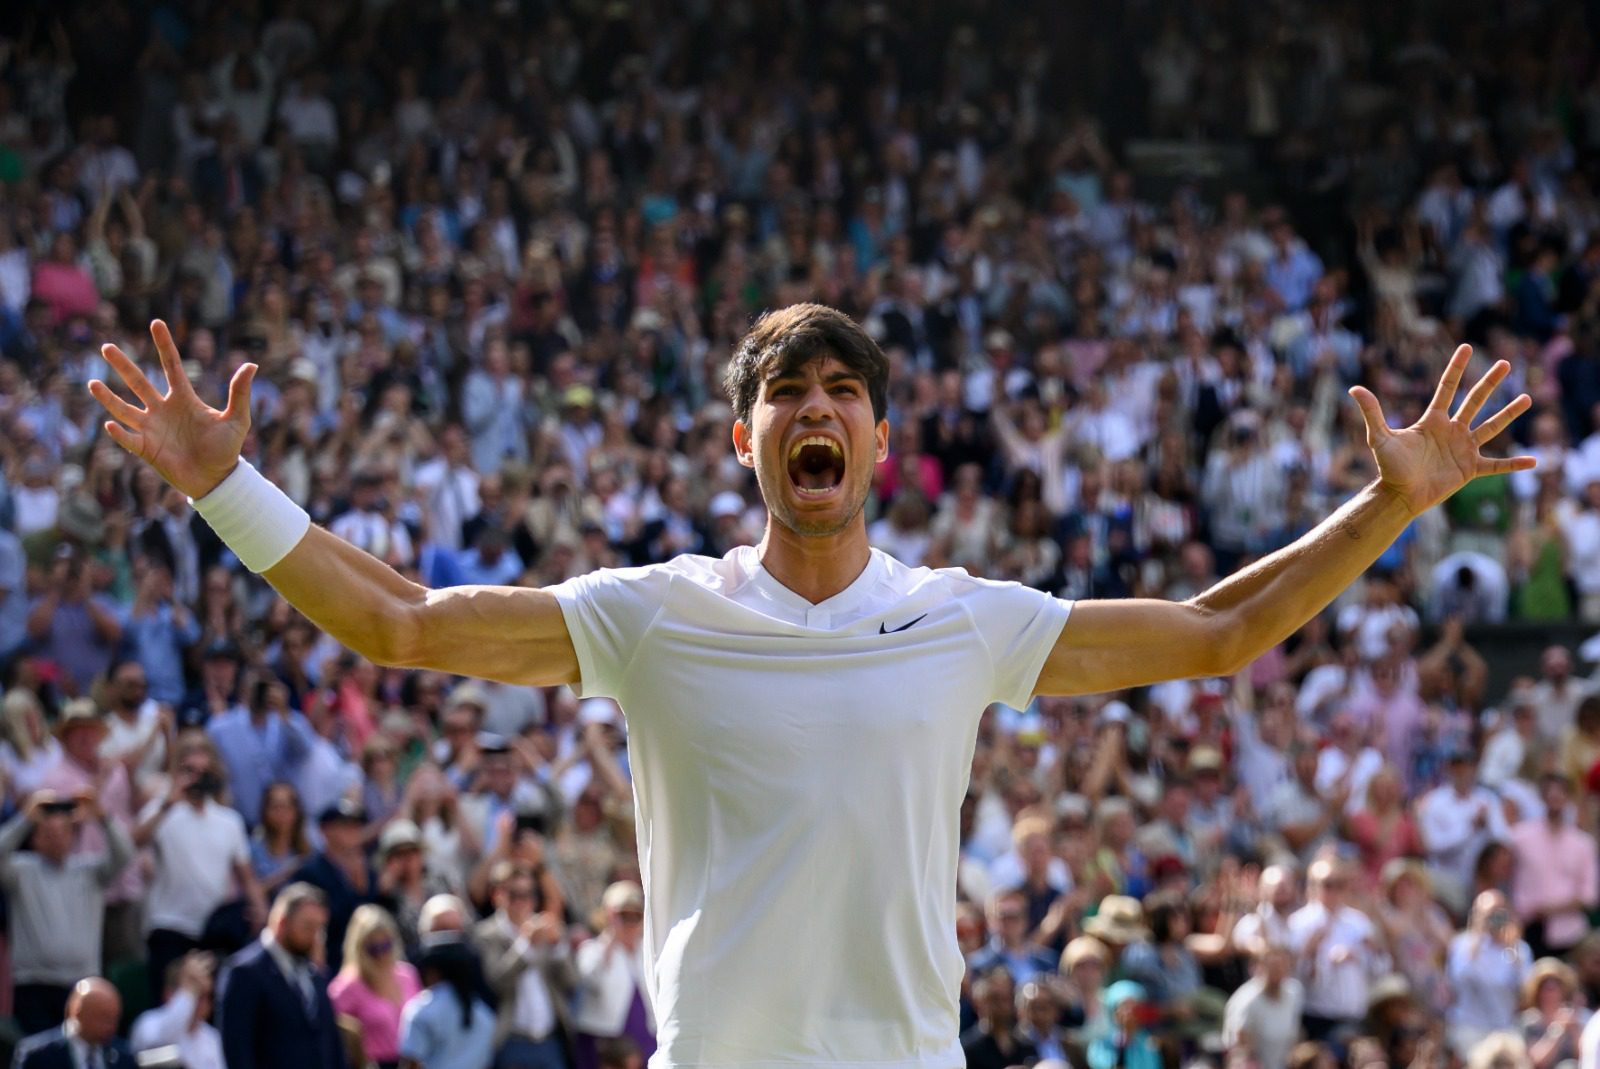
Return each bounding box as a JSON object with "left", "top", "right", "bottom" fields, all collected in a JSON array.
[{"left": 723, "top": 303, "right": 889, "bottom": 427}]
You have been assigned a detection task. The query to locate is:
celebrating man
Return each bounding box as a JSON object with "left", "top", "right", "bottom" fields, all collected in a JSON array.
[{"left": 91, "top": 307, "right": 1531, "bottom": 1067}]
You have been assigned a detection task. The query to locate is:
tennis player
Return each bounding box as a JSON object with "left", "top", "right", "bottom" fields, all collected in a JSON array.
[{"left": 91, "top": 305, "right": 1532, "bottom": 1068}]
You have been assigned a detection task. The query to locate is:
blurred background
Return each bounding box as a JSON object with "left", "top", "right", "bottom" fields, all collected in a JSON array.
[{"left": 0, "top": 1, "right": 1598, "bottom": 1068}]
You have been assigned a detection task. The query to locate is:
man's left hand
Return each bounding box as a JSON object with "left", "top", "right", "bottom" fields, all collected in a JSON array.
[{"left": 1349, "top": 343, "right": 1536, "bottom": 515}]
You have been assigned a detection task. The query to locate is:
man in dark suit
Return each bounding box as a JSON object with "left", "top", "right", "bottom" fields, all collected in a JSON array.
[
  {"left": 215, "top": 883, "right": 347, "bottom": 1069},
  {"left": 12, "top": 977, "right": 133, "bottom": 1069}
]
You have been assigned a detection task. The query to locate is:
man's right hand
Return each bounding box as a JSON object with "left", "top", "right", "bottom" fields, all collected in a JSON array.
[{"left": 89, "top": 319, "right": 258, "bottom": 500}]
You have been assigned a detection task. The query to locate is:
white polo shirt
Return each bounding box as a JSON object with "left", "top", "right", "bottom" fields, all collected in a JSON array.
[{"left": 551, "top": 546, "right": 1071, "bottom": 1069}]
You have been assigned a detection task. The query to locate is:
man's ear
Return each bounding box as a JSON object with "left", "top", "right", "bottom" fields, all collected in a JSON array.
[
  {"left": 733, "top": 419, "right": 756, "bottom": 469},
  {"left": 874, "top": 419, "right": 890, "bottom": 464}
]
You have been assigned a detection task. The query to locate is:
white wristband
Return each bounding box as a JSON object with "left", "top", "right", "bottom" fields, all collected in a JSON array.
[{"left": 189, "top": 459, "right": 311, "bottom": 573}]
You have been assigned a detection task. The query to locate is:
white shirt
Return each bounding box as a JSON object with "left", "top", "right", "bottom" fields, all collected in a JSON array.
[
  {"left": 551, "top": 547, "right": 1071, "bottom": 1068},
  {"left": 101, "top": 699, "right": 167, "bottom": 789},
  {"left": 131, "top": 988, "right": 225, "bottom": 1069},
  {"left": 1418, "top": 784, "right": 1511, "bottom": 896},
  {"left": 140, "top": 796, "right": 250, "bottom": 938},
  {"left": 1287, "top": 902, "right": 1388, "bottom": 1020},
  {"left": 1223, "top": 976, "right": 1304, "bottom": 1069},
  {"left": 1314, "top": 746, "right": 1383, "bottom": 814},
  {"left": 500, "top": 914, "right": 559, "bottom": 1040}
]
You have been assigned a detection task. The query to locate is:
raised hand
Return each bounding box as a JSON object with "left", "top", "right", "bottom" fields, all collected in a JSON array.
[
  {"left": 1348, "top": 344, "right": 1535, "bottom": 516},
  {"left": 88, "top": 320, "right": 258, "bottom": 500}
]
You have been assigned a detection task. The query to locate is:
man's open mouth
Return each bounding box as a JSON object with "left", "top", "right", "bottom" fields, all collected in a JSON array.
[{"left": 786, "top": 435, "right": 845, "bottom": 496}]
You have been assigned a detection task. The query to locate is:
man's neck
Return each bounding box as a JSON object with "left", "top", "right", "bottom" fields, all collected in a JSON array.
[{"left": 756, "top": 521, "right": 872, "bottom": 605}]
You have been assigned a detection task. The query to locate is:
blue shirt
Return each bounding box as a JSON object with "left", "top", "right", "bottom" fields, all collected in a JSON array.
[
  {"left": 205, "top": 708, "right": 315, "bottom": 826},
  {"left": 126, "top": 602, "right": 201, "bottom": 704},
  {"left": 399, "top": 984, "right": 495, "bottom": 1069},
  {"left": 1265, "top": 244, "right": 1324, "bottom": 311}
]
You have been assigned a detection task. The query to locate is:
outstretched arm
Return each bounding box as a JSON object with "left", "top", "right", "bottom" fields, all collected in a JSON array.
[
  {"left": 90, "top": 321, "right": 579, "bottom": 687},
  {"left": 1035, "top": 344, "right": 1534, "bottom": 696}
]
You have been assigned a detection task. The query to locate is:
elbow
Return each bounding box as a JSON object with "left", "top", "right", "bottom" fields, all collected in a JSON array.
[
  {"left": 1192, "top": 603, "right": 1250, "bottom": 677},
  {"left": 365, "top": 594, "right": 426, "bottom": 669}
]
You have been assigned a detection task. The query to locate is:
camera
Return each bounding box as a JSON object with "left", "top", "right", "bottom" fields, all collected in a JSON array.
[{"left": 39, "top": 800, "right": 78, "bottom": 816}]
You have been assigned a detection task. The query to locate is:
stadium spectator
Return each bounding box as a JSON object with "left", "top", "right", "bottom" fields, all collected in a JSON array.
[
  {"left": 294, "top": 799, "right": 380, "bottom": 976},
  {"left": 328, "top": 904, "right": 421, "bottom": 1069},
  {"left": 12, "top": 977, "right": 130, "bottom": 1069},
  {"left": 475, "top": 860, "right": 574, "bottom": 1069},
  {"left": 400, "top": 935, "right": 497, "bottom": 1069},
  {"left": 129, "top": 952, "right": 224, "bottom": 1069},
  {"left": 216, "top": 882, "right": 346, "bottom": 1069},
  {"left": 571, "top": 880, "right": 653, "bottom": 1069},
  {"left": 0, "top": 788, "right": 131, "bottom": 1036}
]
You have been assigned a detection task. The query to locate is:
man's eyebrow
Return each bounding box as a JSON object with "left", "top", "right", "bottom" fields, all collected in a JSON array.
[{"left": 764, "top": 369, "right": 866, "bottom": 385}]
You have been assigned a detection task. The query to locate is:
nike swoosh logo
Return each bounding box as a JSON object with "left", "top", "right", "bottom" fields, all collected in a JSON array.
[{"left": 879, "top": 614, "right": 927, "bottom": 635}]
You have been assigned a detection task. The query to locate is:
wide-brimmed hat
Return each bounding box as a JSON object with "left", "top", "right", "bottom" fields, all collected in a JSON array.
[
  {"left": 602, "top": 881, "right": 643, "bottom": 912},
  {"left": 1523, "top": 958, "right": 1578, "bottom": 1009},
  {"left": 54, "top": 698, "right": 106, "bottom": 738},
  {"left": 1084, "top": 895, "right": 1149, "bottom": 944}
]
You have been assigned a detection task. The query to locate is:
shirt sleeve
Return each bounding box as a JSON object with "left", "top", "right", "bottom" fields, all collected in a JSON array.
[
  {"left": 958, "top": 576, "right": 1073, "bottom": 709},
  {"left": 546, "top": 564, "right": 674, "bottom": 699}
]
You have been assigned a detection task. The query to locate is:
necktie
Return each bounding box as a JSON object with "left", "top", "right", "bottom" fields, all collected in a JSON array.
[
  {"left": 86, "top": 1046, "right": 102, "bottom": 1069},
  {"left": 297, "top": 963, "right": 316, "bottom": 1016}
]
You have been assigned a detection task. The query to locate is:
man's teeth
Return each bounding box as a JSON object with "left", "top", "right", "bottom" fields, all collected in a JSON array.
[
  {"left": 795, "top": 485, "right": 836, "bottom": 495},
  {"left": 787, "top": 436, "right": 844, "bottom": 462}
]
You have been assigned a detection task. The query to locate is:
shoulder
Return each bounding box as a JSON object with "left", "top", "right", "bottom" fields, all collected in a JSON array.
[{"left": 13, "top": 1028, "right": 66, "bottom": 1060}]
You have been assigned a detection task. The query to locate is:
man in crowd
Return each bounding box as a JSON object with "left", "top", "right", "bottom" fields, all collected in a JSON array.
[
  {"left": 0, "top": 789, "right": 132, "bottom": 1036},
  {"left": 12, "top": 977, "right": 132, "bottom": 1069},
  {"left": 474, "top": 860, "right": 575, "bottom": 1069},
  {"left": 216, "top": 882, "right": 346, "bottom": 1069}
]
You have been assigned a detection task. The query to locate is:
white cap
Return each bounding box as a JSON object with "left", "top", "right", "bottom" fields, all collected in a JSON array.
[
  {"left": 579, "top": 698, "right": 622, "bottom": 728},
  {"left": 709, "top": 491, "right": 745, "bottom": 520},
  {"left": 1097, "top": 700, "right": 1132, "bottom": 726}
]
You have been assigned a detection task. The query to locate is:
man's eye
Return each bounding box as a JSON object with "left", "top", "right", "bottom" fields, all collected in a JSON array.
[
  {"left": 832, "top": 385, "right": 857, "bottom": 396},
  {"left": 772, "top": 386, "right": 798, "bottom": 397}
]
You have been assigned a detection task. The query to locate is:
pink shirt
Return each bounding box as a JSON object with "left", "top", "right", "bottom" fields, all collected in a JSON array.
[
  {"left": 30, "top": 262, "right": 99, "bottom": 326},
  {"left": 328, "top": 962, "right": 421, "bottom": 1063},
  {"left": 1510, "top": 819, "right": 1599, "bottom": 949}
]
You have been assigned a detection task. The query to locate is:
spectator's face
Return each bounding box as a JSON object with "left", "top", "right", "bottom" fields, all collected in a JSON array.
[
  {"left": 61, "top": 723, "right": 103, "bottom": 766},
  {"left": 276, "top": 902, "right": 328, "bottom": 958},
  {"left": 482, "top": 754, "right": 515, "bottom": 796},
  {"left": 32, "top": 810, "right": 74, "bottom": 863},
  {"left": 322, "top": 817, "right": 363, "bottom": 853},
  {"left": 1071, "top": 957, "right": 1105, "bottom": 992},
  {"left": 735, "top": 355, "right": 887, "bottom": 539},
  {"left": 113, "top": 664, "right": 147, "bottom": 708},
  {"left": 498, "top": 875, "right": 537, "bottom": 925},
  {"left": 1021, "top": 986, "right": 1058, "bottom": 1032},
  {"left": 1542, "top": 778, "right": 1570, "bottom": 815},
  {"left": 991, "top": 896, "right": 1027, "bottom": 942},
  {"left": 68, "top": 987, "right": 121, "bottom": 1047}
]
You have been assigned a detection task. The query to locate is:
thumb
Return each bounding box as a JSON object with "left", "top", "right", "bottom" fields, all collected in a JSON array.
[
  {"left": 1348, "top": 385, "right": 1390, "bottom": 443},
  {"left": 223, "top": 363, "right": 258, "bottom": 427}
]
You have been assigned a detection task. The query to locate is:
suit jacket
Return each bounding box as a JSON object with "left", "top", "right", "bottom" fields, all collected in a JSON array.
[
  {"left": 216, "top": 939, "right": 347, "bottom": 1069},
  {"left": 473, "top": 914, "right": 577, "bottom": 1047},
  {"left": 11, "top": 1028, "right": 133, "bottom": 1069}
]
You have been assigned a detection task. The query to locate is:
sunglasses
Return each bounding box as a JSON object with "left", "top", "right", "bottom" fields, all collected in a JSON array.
[
  {"left": 617, "top": 911, "right": 643, "bottom": 923},
  {"left": 365, "top": 938, "right": 394, "bottom": 957}
]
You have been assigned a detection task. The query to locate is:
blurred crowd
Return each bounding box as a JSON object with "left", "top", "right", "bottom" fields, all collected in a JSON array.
[{"left": 1, "top": 0, "right": 1600, "bottom": 1068}]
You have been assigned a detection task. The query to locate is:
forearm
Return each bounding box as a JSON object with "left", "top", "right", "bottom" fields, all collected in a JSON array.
[
  {"left": 262, "top": 526, "right": 426, "bottom": 666},
  {"left": 1192, "top": 480, "right": 1413, "bottom": 672}
]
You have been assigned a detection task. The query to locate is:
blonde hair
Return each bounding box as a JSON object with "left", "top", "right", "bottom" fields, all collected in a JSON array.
[
  {"left": 340, "top": 904, "right": 402, "bottom": 988},
  {"left": 1465, "top": 1033, "right": 1531, "bottom": 1069},
  {"left": 1, "top": 689, "right": 44, "bottom": 761}
]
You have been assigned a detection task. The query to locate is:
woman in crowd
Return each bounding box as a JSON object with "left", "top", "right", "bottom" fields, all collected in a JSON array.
[
  {"left": 572, "top": 881, "right": 655, "bottom": 1069},
  {"left": 1520, "top": 959, "right": 1587, "bottom": 1069},
  {"left": 330, "top": 905, "right": 422, "bottom": 1069},
  {"left": 398, "top": 935, "right": 495, "bottom": 1069},
  {"left": 1375, "top": 859, "right": 1454, "bottom": 1017},
  {"left": 1345, "top": 766, "right": 1421, "bottom": 890},
  {"left": 0, "top": 688, "right": 59, "bottom": 801},
  {"left": 1446, "top": 891, "right": 1534, "bottom": 1058},
  {"left": 250, "top": 781, "right": 310, "bottom": 895}
]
